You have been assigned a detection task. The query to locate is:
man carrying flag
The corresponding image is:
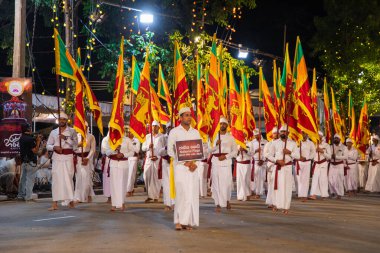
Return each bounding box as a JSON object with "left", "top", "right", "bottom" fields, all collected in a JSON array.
[
  {"left": 365, "top": 135, "right": 380, "bottom": 192},
  {"left": 264, "top": 127, "right": 279, "bottom": 208},
  {"left": 329, "top": 134, "right": 348, "bottom": 199},
  {"left": 345, "top": 138, "right": 360, "bottom": 196},
  {"left": 167, "top": 107, "right": 203, "bottom": 230},
  {"left": 250, "top": 129, "right": 268, "bottom": 199}
]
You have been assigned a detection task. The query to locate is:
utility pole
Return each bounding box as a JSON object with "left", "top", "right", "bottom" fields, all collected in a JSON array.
[{"left": 12, "top": 0, "right": 26, "bottom": 77}]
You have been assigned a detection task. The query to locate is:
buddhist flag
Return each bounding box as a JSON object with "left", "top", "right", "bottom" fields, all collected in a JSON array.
[
  {"left": 173, "top": 41, "right": 196, "bottom": 126},
  {"left": 196, "top": 58, "right": 209, "bottom": 142},
  {"left": 229, "top": 62, "right": 246, "bottom": 148},
  {"left": 348, "top": 90, "right": 356, "bottom": 144},
  {"left": 207, "top": 34, "right": 221, "bottom": 144},
  {"left": 54, "top": 29, "right": 103, "bottom": 135},
  {"left": 293, "top": 37, "right": 318, "bottom": 143},
  {"left": 131, "top": 55, "right": 141, "bottom": 95},
  {"left": 259, "top": 67, "right": 277, "bottom": 141},
  {"left": 356, "top": 98, "right": 369, "bottom": 155},
  {"left": 323, "top": 78, "right": 332, "bottom": 143},
  {"left": 108, "top": 37, "right": 126, "bottom": 150},
  {"left": 330, "top": 87, "right": 344, "bottom": 142},
  {"left": 281, "top": 43, "right": 301, "bottom": 143},
  {"left": 129, "top": 50, "right": 152, "bottom": 143},
  {"left": 241, "top": 69, "right": 256, "bottom": 140},
  {"left": 158, "top": 64, "right": 172, "bottom": 117}
]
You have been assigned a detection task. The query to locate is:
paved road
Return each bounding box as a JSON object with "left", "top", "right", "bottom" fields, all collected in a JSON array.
[{"left": 0, "top": 193, "right": 379, "bottom": 253}]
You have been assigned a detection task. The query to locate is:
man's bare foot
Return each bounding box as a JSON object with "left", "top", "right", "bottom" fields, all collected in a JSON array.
[
  {"left": 267, "top": 205, "right": 274, "bottom": 209},
  {"left": 337, "top": 195, "right": 342, "bottom": 199},
  {"left": 308, "top": 195, "right": 317, "bottom": 200},
  {"left": 272, "top": 207, "right": 278, "bottom": 212},
  {"left": 110, "top": 206, "right": 116, "bottom": 212},
  {"left": 185, "top": 226, "right": 193, "bottom": 231},
  {"left": 48, "top": 204, "right": 59, "bottom": 211},
  {"left": 301, "top": 197, "right": 307, "bottom": 202},
  {"left": 87, "top": 196, "right": 93, "bottom": 203},
  {"left": 226, "top": 202, "right": 232, "bottom": 210},
  {"left": 164, "top": 206, "right": 172, "bottom": 211},
  {"left": 145, "top": 198, "right": 153, "bottom": 203},
  {"left": 121, "top": 204, "right": 126, "bottom": 211},
  {"left": 175, "top": 223, "right": 182, "bottom": 231},
  {"left": 69, "top": 201, "right": 75, "bottom": 209},
  {"left": 215, "top": 205, "right": 222, "bottom": 213},
  {"left": 283, "top": 210, "right": 289, "bottom": 215},
  {"left": 247, "top": 196, "right": 251, "bottom": 201},
  {"left": 253, "top": 195, "right": 260, "bottom": 199},
  {"left": 127, "top": 192, "right": 132, "bottom": 197}
]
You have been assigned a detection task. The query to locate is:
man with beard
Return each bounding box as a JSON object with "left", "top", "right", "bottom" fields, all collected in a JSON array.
[
  {"left": 268, "top": 124, "right": 300, "bottom": 214},
  {"left": 142, "top": 121, "right": 166, "bottom": 202},
  {"left": 46, "top": 112, "right": 78, "bottom": 211},
  {"left": 167, "top": 107, "right": 202, "bottom": 230},
  {"left": 309, "top": 131, "right": 331, "bottom": 200},
  {"left": 295, "top": 131, "right": 316, "bottom": 202},
  {"left": 264, "top": 127, "right": 279, "bottom": 208},
  {"left": 329, "top": 134, "right": 347, "bottom": 199},
  {"left": 209, "top": 117, "right": 238, "bottom": 212}
]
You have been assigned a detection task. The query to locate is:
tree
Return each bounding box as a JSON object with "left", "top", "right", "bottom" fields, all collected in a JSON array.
[{"left": 311, "top": 0, "right": 380, "bottom": 116}]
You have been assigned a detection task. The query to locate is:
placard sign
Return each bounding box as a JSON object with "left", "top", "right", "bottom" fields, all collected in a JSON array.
[{"left": 175, "top": 139, "right": 204, "bottom": 162}]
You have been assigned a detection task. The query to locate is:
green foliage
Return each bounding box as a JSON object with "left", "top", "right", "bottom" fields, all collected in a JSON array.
[{"left": 311, "top": 0, "right": 380, "bottom": 116}]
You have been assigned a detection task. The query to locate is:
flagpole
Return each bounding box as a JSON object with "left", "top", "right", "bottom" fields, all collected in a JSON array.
[{"left": 56, "top": 74, "right": 62, "bottom": 148}]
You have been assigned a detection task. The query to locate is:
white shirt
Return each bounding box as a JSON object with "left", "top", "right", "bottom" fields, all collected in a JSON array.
[
  {"left": 101, "top": 135, "right": 109, "bottom": 155},
  {"left": 269, "top": 138, "right": 300, "bottom": 164},
  {"left": 367, "top": 144, "right": 380, "bottom": 160},
  {"left": 75, "top": 133, "right": 96, "bottom": 160},
  {"left": 142, "top": 133, "right": 166, "bottom": 159},
  {"left": 264, "top": 139, "right": 277, "bottom": 163},
  {"left": 299, "top": 139, "right": 316, "bottom": 160},
  {"left": 249, "top": 137, "right": 268, "bottom": 161},
  {"left": 331, "top": 143, "right": 347, "bottom": 162},
  {"left": 129, "top": 137, "right": 141, "bottom": 155},
  {"left": 346, "top": 146, "right": 359, "bottom": 164},
  {"left": 167, "top": 124, "right": 202, "bottom": 165},
  {"left": 47, "top": 127, "right": 78, "bottom": 151},
  {"left": 209, "top": 132, "right": 238, "bottom": 160},
  {"left": 105, "top": 137, "right": 135, "bottom": 158},
  {"left": 314, "top": 141, "right": 331, "bottom": 161}
]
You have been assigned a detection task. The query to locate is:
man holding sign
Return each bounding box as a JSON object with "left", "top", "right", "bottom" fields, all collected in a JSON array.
[{"left": 168, "top": 107, "right": 203, "bottom": 231}]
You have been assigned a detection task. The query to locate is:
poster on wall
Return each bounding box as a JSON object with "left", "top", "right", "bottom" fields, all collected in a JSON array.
[{"left": 0, "top": 78, "right": 32, "bottom": 158}]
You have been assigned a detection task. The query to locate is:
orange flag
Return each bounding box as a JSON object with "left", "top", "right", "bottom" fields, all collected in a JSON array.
[{"left": 109, "top": 37, "right": 125, "bottom": 150}]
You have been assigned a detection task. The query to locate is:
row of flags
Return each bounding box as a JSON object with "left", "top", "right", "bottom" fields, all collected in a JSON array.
[{"left": 53, "top": 27, "right": 370, "bottom": 156}]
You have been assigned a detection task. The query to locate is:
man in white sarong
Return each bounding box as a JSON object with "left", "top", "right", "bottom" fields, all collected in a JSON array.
[
  {"left": 365, "top": 135, "right": 380, "bottom": 192},
  {"left": 126, "top": 130, "right": 140, "bottom": 197},
  {"left": 101, "top": 132, "right": 111, "bottom": 203},
  {"left": 345, "top": 138, "right": 359, "bottom": 196},
  {"left": 295, "top": 132, "right": 316, "bottom": 202},
  {"left": 268, "top": 124, "right": 300, "bottom": 214},
  {"left": 250, "top": 129, "right": 268, "bottom": 199},
  {"left": 264, "top": 127, "right": 279, "bottom": 208},
  {"left": 158, "top": 124, "right": 175, "bottom": 210},
  {"left": 46, "top": 112, "right": 78, "bottom": 211},
  {"left": 142, "top": 120, "right": 166, "bottom": 202},
  {"left": 74, "top": 122, "right": 96, "bottom": 203},
  {"left": 235, "top": 135, "right": 252, "bottom": 201},
  {"left": 329, "top": 134, "right": 347, "bottom": 199},
  {"left": 209, "top": 117, "right": 238, "bottom": 212},
  {"left": 167, "top": 107, "right": 202, "bottom": 230},
  {"left": 105, "top": 135, "right": 135, "bottom": 211},
  {"left": 309, "top": 132, "right": 331, "bottom": 200}
]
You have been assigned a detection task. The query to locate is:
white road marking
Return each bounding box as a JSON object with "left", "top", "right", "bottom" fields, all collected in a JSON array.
[{"left": 33, "top": 216, "right": 76, "bottom": 222}]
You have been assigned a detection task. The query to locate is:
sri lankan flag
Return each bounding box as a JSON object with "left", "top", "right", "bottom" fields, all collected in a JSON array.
[
  {"left": 73, "top": 77, "right": 86, "bottom": 147},
  {"left": 330, "top": 87, "right": 344, "bottom": 142},
  {"left": 355, "top": 98, "right": 369, "bottom": 155},
  {"left": 281, "top": 43, "right": 301, "bottom": 143},
  {"left": 348, "top": 90, "right": 356, "bottom": 145},
  {"left": 241, "top": 69, "right": 256, "bottom": 141},
  {"left": 259, "top": 67, "right": 277, "bottom": 141},
  {"left": 311, "top": 68, "right": 319, "bottom": 127},
  {"left": 217, "top": 44, "right": 228, "bottom": 118},
  {"left": 131, "top": 55, "right": 141, "bottom": 95},
  {"left": 293, "top": 37, "right": 318, "bottom": 143},
  {"left": 151, "top": 81, "right": 170, "bottom": 125},
  {"left": 323, "top": 78, "right": 331, "bottom": 143},
  {"left": 273, "top": 65, "right": 284, "bottom": 126},
  {"left": 196, "top": 57, "right": 209, "bottom": 142},
  {"left": 109, "top": 37, "right": 125, "bottom": 150},
  {"left": 158, "top": 64, "right": 172, "bottom": 117},
  {"left": 54, "top": 29, "right": 103, "bottom": 135},
  {"left": 173, "top": 41, "right": 196, "bottom": 126},
  {"left": 129, "top": 50, "right": 152, "bottom": 143},
  {"left": 207, "top": 34, "right": 221, "bottom": 144},
  {"left": 229, "top": 62, "right": 246, "bottom": 148}
]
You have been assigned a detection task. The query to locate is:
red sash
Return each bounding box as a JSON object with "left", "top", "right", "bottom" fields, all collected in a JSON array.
[
  {"left": 107, "top": 154, "right": 128, "bottom": 177},
  {"left": 207, "top": 153, "right": 228, "bottom": 179},
  {"left": 311, "top": 159, "right": 327, "bottom": 176},
  {"left": 274, "top": 161, "right": 292, "bottom": 190}
]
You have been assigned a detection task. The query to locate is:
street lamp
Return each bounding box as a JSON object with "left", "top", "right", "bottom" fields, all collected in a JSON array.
[
  {"left": 140, "top": 13, "right": 154, "bottom": 24},
  {"left": 238, "top": 49, "right": 248, "bottom": 59}
]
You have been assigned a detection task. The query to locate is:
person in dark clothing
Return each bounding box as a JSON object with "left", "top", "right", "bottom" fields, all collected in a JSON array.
[{"left": 17, "top": 124, "right": 42, "bottom": 201}]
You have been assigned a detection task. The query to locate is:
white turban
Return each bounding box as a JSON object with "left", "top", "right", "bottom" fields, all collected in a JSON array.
[
  {"left": 279, "top": 124, "right": 288, "bottom": 132},
  {"left": 152, "top": 120, "right": 160, "bottom": 127},
  {"left": 178, "top": 107, "right": 191, "bottom": 117},
  {"left": 219, "top": 117, "right": 228, "bottom": 124},
  {"left": 346, "top": 138, "right": 353, "bottom": 143},
  {"left": 59, "top": 112, "right": 68, "bottom": 119},
  {"left": 318, "top": 131, "right": 324, "bottom": 136},
  {"left": 334, "top": 133, "right": 341, "bottom": 139},
  {"left": 372, "top": 135, "right": 380, "bottom": 141}
]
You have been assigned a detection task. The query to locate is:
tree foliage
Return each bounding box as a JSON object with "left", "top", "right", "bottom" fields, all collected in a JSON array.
[{"left": 311, "top": 0, "right": 380, "bottom": 116}]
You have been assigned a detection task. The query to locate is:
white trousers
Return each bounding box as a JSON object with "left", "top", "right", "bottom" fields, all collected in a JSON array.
[
  {"left": 296, "top": 161, "right": 311, "bottom": 198},
  {"left": 74, "top": 157, "right": 95, "bottom": 202},
  {"left": 265, "top": 164, "right": 276, "bottom": 206},
  {"left": 110, "top": 160, "right": 128, "bottom": 208},
  {"left": 274, "top": 165, "right": 293, "bottom": 210},
  {"left": 198, "top": 161, "right": 208, "bottom": 197},
  {"left": 251, "top": 162, "right": 266, "bottom": 196},
  {"left": 143, "top": 159, "right": 161, "bottom": 200},
  {"left": 51, "top": 154, "right": 74, "bottom": 202},
  {"left": 211, "top": 158, "right": 232, "bottom": 207},
  {"left": 174, "top": 164, "right": 199, "bottom": 226},
  {"left": 358, "top": 162, "right": 368, "bottom": 188},
  {"left": 126, "top": 157, "right": 138, "bottom": 193},
  {"left": 310, "top": 162, "right": 329, "bottom": 197},
  {"left": 162, "top": 159, "right": 174, "bottom": 206},
  {"left": 345, "top": 163, "right": 358, "bottom": 191},
  {"left": 236, "top": 162, "right": 251, "bottom": 201},
  {"left": 365, "top": 163, "right": 380, "bottom": 192},
  {"left": 328, "top": 163, "right": 345, "bottom": 196}
]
